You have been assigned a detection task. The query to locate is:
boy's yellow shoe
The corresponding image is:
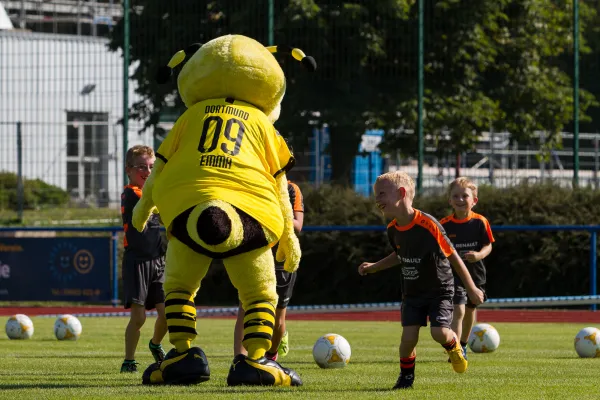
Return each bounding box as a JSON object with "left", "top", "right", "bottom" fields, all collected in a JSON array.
[
  {"left": 278, "top": 331, "right": 289, "bottom": 358},
  {"left": 447, "top": 345, "right": 468, "bottom": 373}
]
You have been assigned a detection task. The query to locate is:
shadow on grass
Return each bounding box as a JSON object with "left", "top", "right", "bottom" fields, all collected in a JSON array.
[{"left": 0, "top": 383, "right": 95, "bottom": 390}]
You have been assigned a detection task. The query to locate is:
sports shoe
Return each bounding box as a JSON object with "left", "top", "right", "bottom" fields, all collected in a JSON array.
[
  {"left": 462, "top": 344, "right": 468, "bottom": 360},
  {"left": 120, "top": 361, "right": 139, "bottom": 373},
  {"left": 392, "top": 372, "right": 414, "bottom": 389},
  {"left": 149, "top": 340, "right": 167, "bottom": 363},
  {"left": 277, "top": 330, "right": 289, "bottom": 358},
  {"left": 142, "top": 347, "right": 211, "bottom": 385},
  {"left": 226, "top": 354, "right": 302, "bottom": 387},
  {"left": 447, "top": 345, "right": 468, "bottom": 373}
]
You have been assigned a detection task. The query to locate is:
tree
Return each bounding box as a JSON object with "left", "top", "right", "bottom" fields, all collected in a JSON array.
[
  {"left": 109, "top": 0, "right": 414, "bottom": 184},
  {"left": 109, "top": 1, "right": 597, "bottom": 184},
  {"left": 382, "top": 0, "right": 597, "bottom": 175}
]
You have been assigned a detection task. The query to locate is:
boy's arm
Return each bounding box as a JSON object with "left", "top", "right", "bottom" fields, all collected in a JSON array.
[
  {"left": 358, "top": 252, "right": 398, "bottom": 275},
  {"left": 132, "top": 158, "right": 165, "bottom": 232},
  {"left": 293, "top": 211, "right": 304, "bottom": 233},
  {"left": 448, "top": 251, "right": 484, "bottom": 305},
  {"left": 464, "top": 243, "right": 492, "bottom": 263}
]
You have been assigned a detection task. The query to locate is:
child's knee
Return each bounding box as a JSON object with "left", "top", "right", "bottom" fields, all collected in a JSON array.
[
  {"left": 129, "top": 309, "right": 146, "bottom": 328},
  {"left": 430, "top": 326, "right": 452, "bottom": 343}
]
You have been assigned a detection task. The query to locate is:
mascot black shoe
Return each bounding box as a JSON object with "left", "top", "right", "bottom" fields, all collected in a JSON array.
[
  {"left": 226, "top": 354, "right": 302, "bottom": 387},
  {"left": 142, "top": 347, "right": 210, "bottom": 385}
]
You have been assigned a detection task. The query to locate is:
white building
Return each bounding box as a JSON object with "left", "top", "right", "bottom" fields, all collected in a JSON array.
[{"left": 0, "top": 30, "right": 154, "bottom": 207}]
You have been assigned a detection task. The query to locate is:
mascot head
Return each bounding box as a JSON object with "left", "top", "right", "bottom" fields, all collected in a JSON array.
[{"left": 157, "top": 35, "right": 316, "bottom": 123}]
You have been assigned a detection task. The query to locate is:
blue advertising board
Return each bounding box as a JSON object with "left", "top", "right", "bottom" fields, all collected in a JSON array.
[{"left": 0, "top": 237, "right": 111, "bottom": 301}]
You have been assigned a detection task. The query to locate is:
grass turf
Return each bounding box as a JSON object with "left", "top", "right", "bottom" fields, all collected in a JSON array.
[{"left": 1, "top": 317, "right": 599, "bottom": 399}]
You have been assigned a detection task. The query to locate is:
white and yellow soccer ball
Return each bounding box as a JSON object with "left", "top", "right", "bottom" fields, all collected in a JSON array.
[
  {"left": 574, "top": 326, "right": 600, "bottom": 358},
  {"left": 312, "top": 333, "right": 351, "bottom": 369},
  {"left": 54, "top": 314, "right": 82, "bottom": 341},
  {"left": 468, "top": 323, "right": 500, "bottom": 353},
  {"left": 5, "top": 314, "right": 34, "bottom": 340}
]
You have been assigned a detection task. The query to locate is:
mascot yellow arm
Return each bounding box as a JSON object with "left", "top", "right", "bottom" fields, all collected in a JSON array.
[
  {"left": 131, "top": 158, "right": 165, "bottom": 232},
  {"left": 275, "top": 173, "right": 301, "bottom": 273}
]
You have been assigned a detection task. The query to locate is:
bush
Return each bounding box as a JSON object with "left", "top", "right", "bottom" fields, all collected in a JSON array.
[
  {"left": 195, "top": 183, "right": 600, "bottom": 306},
  {"left": 0, "top": 171, "right": 69, "bottom": 210}
]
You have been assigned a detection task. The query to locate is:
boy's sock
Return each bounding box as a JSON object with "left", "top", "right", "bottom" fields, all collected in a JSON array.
[
  {"left": 442, "top": 337, "right": 457, "bottom": 351},
  {"left": 393, "top": 356, "right": 415, "bottom": 389},
  {"left": 460, "top": 340, "right": 468, "bottom": 359}
]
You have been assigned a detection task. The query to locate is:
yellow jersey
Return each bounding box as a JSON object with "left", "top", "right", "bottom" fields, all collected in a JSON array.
[{"left": 153, "top": 98, "right": 294, "bottom": 240}]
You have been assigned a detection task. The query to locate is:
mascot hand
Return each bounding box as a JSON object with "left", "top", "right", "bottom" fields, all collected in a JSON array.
[
  {"left": 276, "top": 228, "right": 301, "bottom": 273},
  {"left": 132, "top": 203, "right": 156, "bottom": 232}
]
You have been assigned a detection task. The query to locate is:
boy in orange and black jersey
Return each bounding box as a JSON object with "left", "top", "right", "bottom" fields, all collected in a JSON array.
[
  {"left": 358, "top": 171, "right": 484, "bottom": 390},
  {"left": 120, "top": 145, "right": 168, "bottom": 373},
  {"left": 440, "top": 177, "right": 494, "bottom": 360}
]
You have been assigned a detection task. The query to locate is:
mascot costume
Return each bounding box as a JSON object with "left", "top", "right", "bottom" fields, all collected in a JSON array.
[{"left": 131, "top": 35, "right": 316, "bottom": 387}]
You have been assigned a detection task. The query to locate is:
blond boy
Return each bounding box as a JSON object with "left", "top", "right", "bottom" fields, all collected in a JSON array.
[
  {"left": 440, "top": 177, "right": 494, "bottom": 360},
  {"left": 120, "top": 145, "right": 168, "bottom": 372},
  {"left": 358, "top": 171, "right": 483, "bottom": 389}
]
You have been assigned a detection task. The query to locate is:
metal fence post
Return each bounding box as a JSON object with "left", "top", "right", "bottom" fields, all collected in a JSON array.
[
  {"left": 112, "top": 230, "right": 119, "bottom": 308},
  {"left": 590, "top": 230, "right": 597, "bottom": 311},
  {"left": 16, "top": 121, "right": 23, "bottom": 223}
]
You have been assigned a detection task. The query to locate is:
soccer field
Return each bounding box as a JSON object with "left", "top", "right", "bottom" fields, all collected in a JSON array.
[{"left": 2, "top": 316, "right": 599, "bottom": 399}]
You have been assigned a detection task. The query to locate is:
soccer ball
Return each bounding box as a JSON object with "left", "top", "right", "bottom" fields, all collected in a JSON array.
[
  {"left": 54, "top": 314, "right": 82, "bottom": 341},
  {"left": 5, "top": 314, "right": 34, "bottom": 340},
  {"left": 312, "top": 333, "right": 351, "bottom": 369},
  {"left": 468, "top": 323, "right": 500, "bottom": 353},
  {"left": 574, "top": 327, "right": 600, "bottom": 358}
]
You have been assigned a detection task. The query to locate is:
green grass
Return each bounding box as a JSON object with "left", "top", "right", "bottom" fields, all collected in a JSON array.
[
  {"left": 0, "top": 207, "right": 120, "bottom": 227},
  {"left": 1, "top": 317, "right": 599, "bottom": 399}
]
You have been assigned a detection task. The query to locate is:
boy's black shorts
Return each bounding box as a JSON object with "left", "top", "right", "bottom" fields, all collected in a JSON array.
[
  {"left": 274, "top": 262, "right": 297, "bottom": 309},
  {"left": 123, "top": 255, "right": 165, "bottom": 310},
  {"left": 401, "top": 295, "right": 453, "bottom": 328},
  {"left": 453, "top": 284, "right": 487, "bottom": 308}
]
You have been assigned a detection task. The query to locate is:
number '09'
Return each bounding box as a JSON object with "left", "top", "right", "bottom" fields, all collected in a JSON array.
[{"left": 197, "top": 116, "right": 245, "bottom": 156}]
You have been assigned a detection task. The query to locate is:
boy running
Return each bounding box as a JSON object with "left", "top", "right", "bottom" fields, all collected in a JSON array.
[
  {"left": 440, "top": 177, "right": 494, "bottom": 360},
  {"left": 358, "top": 171, "right": 483, "bottom": 389},
  {"left": 120, "top": 145, "right": 168, "bottom": 373}
]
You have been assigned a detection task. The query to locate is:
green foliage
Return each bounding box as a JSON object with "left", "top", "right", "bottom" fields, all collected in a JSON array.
[
  {"left": 197, "top": 183, "right": 600, "bottom": 305},
  {"left": 0, "top": 172, "right": 69, "bottom": 211},
  {"left": 110, "top": 0, "right": 599, "bottom": 184}
]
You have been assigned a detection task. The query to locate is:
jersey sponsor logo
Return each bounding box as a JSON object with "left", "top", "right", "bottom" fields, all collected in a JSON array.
[
  {"left": 454, "top": 242, "right": 478, "bottom": 249},
  {"left": 199, "top": 154, "right": 233, "bottom": 169},
  {"left": 400, "top": 256, "right": 422, "bottom": 264},
  {"left": 401, "top": 266, "right": 419, "bottom": 280}
]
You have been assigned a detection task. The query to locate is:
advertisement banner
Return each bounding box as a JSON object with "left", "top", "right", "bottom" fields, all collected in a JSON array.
[{"left": 0, "top": 237, "right": 111, "bottom": 302}]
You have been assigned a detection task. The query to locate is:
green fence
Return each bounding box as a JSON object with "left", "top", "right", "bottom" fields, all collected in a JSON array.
[{"left": 1, "top": 0, "right": 599, "bottom": 223}]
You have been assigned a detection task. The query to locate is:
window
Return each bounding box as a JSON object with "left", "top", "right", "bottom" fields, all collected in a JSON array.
[{"left": 65, "top": 112, "right": 109, "bottom": 207}]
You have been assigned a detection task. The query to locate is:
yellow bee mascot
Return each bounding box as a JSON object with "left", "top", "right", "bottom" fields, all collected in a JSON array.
[{"left": 132, "top": 35, "right": 315, "bottom": 387}]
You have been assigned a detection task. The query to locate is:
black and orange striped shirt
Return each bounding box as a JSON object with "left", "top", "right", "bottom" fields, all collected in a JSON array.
[
  {"left": 386, "top": 209, "right": 455, "bottom": 297},
  {"left": 440, "top": 211, "right": 494, "bottom": 286},
  {"left": 121, "top": 185, "right": 166, "bottom": 260}
]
